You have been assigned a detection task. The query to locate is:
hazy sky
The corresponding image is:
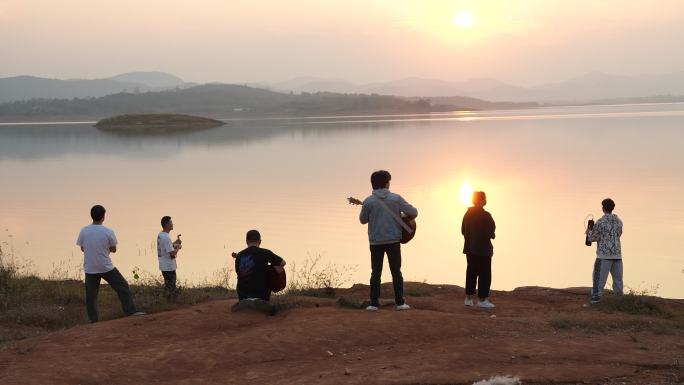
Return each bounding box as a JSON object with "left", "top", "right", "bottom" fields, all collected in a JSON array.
[{"left": 1, "top": 0, "right": 683, "bottom": 85}]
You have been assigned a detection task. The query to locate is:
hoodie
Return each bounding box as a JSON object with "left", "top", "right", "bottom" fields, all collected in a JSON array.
[
  {"left": 359, "top": 188, "right": 418, "bottom": 245},
  {"left": 587, "top": 213, "right": 623, "bottom": 259}
]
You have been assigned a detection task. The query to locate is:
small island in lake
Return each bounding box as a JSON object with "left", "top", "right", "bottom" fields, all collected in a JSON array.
[{"left": 95, "top": 113, "right": 225, "bottom": 132}]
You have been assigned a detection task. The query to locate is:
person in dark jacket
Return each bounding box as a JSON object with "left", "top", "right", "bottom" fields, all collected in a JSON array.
[
  {"left": 232, "top": 230, "right": 286, "bottom": 302},
  {"left": 461, "top": 191, "right": 496, "bottom": 308}
]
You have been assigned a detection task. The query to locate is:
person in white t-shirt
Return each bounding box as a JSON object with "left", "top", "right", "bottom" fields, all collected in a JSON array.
[
  {"left": 157, "top": 216, "right": 182, "bottom": 298},
  {"left": 76, "top": 205, "right": 143, "bottom": 323}
]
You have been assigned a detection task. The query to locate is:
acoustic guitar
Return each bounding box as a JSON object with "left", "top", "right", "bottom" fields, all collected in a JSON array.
[
  {"left": 231, "top": 252, "right": 287, "bottom": 293},
  {"left": 347, "top": 197, "right": 417, "bottom": 244}
]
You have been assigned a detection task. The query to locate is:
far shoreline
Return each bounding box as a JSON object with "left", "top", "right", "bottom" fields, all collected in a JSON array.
[{"left": 0, "top": 101, "right": 682, "bottom": 125}]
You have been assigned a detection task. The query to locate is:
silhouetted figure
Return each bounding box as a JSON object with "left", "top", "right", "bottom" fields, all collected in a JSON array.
[
  {"left": 157, "top": 216, "right": 182, "bottom": 299},
  {"left": 76, "top": 205, "right": 144, "bottom": 322},
  {"left": 359, "top": 170, "right": 418, "bottom": 311},
  {"left": 233, "top": 230, "right": 286, "bottom": 302},
  {"left": 586, "top": 198, "right": 623, "bottom": 304},
  {"left": 461, "top": 191, "right": 496, "bottom": 308}
]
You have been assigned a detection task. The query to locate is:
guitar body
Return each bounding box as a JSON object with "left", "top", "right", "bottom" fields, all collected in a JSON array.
[
  {"left": 348, "top": 196, "right": 417, "bottom": 244},
  {"left": 400, "top": 215, "right": 417, "bottom": 244},
  {"left": 267, "top": 265, "right": 287, "bottom": 293}
]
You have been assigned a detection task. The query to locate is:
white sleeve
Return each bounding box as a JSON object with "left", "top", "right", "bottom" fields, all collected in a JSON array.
[
  {"left": 76, "top": 230, "right": 83, "bottom": 247},
  {"left": 164, "top": 236, "right": 174, "bottom": 253}
]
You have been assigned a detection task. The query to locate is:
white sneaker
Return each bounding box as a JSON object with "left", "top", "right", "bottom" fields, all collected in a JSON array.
[
  {"left": 131, "top": 311, "right": 147, "bottom": 316},
  {"left": 396, "top": 303, "right": 411, "bottom": 311},
  {"left": 464, "top": 298, "right": 474, "bottom": 307},
  {"left": 477, "top": 300, "right": 495, "bottom": 308},
  {"left": 366, "top": 305, "right": 379, "bottom": 312}
]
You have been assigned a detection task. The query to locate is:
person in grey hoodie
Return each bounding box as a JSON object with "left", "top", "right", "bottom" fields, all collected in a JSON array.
[
  {"left": 359, "top": 170, "right": 418, "bottom": 311},
  {"left": 586, "top": 198, "right": 624, "bottom": 304}
]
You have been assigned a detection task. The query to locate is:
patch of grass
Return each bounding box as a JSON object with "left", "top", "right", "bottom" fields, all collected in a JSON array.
[
  {"left": 336, "top": 296, "right": 363, "bottom": 309},
  {"left": 0, "top": 247, "right": 236, "bottom": 343},
  {"left": 548, "top": 319, "right": 576, "bottom": 331},
  {"left": 285, "top": 254, "right": 356, "bottom": 298},
  {"left": 287, "top": 287, "right": 337, "bottom": 298},
  {"left": 598, "top": 292, "right": 671, "bottom": 318},
  {"left": 549, "top": 317, "right": 684, "bottom": 335},
  {"left": 403, "top": 282, "right": 432, "bottom": 297},
  {"left": 271, "top": 297, "right": 320, "bottom": 314}
]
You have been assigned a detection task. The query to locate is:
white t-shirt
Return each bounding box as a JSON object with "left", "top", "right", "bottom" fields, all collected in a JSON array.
[
  {"left": 76, "top": 224, "right": 117, "bottom": 274},
  {"left": 157, "top": 231, "right": 177, "bottom": 271}
]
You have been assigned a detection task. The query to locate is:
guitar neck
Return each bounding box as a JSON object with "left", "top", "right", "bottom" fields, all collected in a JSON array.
[{"left": 347, "top": 197, "right": 363, "bottom": 205}]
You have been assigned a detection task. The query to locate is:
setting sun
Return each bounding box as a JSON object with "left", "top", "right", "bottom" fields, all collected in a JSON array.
[
  {"left": 459, "top": 182, "right": 474, "bottom": 206},
  {"left": 452, "top": 10, "right": 475, "bottom": 28}
]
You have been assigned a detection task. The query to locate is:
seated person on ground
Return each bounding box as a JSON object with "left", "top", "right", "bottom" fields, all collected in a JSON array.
[{"left": 232, "top": 229, "right": 286, "bottom": 302}]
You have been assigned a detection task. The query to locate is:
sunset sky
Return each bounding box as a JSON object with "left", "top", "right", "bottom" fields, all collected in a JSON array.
[{"left": 1, "top": 0, "right": 683, "bottom": 85}]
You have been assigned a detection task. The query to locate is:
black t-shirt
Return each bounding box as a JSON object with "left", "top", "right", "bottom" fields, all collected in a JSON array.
[{"left": 235, "top": 246, "right": 283, "bottom": 297}]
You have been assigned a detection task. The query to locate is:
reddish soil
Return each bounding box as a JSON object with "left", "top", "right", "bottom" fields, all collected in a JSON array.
[{"left": 1, "top": 283, "right": 683, "bottom": 385}]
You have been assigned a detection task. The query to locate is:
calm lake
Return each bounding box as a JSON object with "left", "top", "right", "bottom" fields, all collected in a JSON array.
[{"left": 1, "top": 103, "right": 683, "bottom": 298}]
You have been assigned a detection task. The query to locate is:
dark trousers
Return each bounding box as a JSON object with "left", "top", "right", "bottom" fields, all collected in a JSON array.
[
  {"left": 161, "top": 270, "right": 178, "bottom": 297},
  {"left": 85, "top": 268, "right": 137, "bottom": 323},
  {"left": 591, "top": 258, "right": 601, "bottom": 301},
  {"left": 465, "top": 254, "right": 492, "bottom": 300},
  {"left": 370, "top": 243, "right": 404, "bottom": 306}
]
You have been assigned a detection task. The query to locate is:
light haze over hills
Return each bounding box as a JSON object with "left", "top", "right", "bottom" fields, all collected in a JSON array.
[
  {"left": 2, "top": 70, "right": 684, "bottom": 105},
  {"left": 267, "top": 71, "right": 684, "bottom": 102},
  {"left": 0, "top": 71, "right": 191, "bottom": 104}
]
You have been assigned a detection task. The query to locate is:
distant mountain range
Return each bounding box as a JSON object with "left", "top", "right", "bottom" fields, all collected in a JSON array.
[
  {"left": 0, "top": 71, "right": 190, "bottom": 103},
  {"left": 1, "top": 70, "right": 683, "bottom": 108},
  {"left": 262, "top": 71, "right": 684, "bottom": 102},
  {"left": 0, "top": 84, "right": 454, "bottom": 121}
]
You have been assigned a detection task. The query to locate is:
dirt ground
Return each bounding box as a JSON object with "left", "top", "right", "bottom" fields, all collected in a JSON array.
[{"left": 1, "top": 283, "right": 683, "bottom": 385}]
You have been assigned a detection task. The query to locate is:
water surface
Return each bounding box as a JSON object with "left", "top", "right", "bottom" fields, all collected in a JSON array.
[{"left": 1, "top": 103, "right": 682, "bottom": 297}]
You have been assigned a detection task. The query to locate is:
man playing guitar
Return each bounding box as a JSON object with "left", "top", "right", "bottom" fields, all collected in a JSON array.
[{"left": 352, "top": 170, "right": 418, "bottom": 311}]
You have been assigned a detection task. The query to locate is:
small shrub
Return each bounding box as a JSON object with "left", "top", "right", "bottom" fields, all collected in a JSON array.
[
  {"left": 549, "top": 319, "right": 575, "bottom": 330},
  {"left": 286, "top": 254, "right": 356, "bottom": 297},
  {"left": 6, "top": 304, "right": 75, "bottom": 330},
  {"left": 404, "top": 282, "right": 432, "bottom": 297},
  {"left": 600, "top": 293, "right": 671, "bottom": 318},
  {"left": 336, "top": 296, "right": 363, "bottom": 309}
]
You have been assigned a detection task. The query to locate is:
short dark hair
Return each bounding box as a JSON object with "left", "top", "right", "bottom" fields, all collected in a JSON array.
[
  {"left": 472, "top": 191, "right": 487, "bottom": 204},
  {"left": 602, "top": 198, "right": 615, "bottom": 213},
  {"left": 161, "top": 216, "right": 172, "bottom": 228},
  {"left": 370, "top": 170, "right": 392, "bottom": 189},
  {"left": 90, "top": 205, "right": 106, "bottom": 221},
  {"left": 246, "top": 229, "right": 261, "bottom": 241}
]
